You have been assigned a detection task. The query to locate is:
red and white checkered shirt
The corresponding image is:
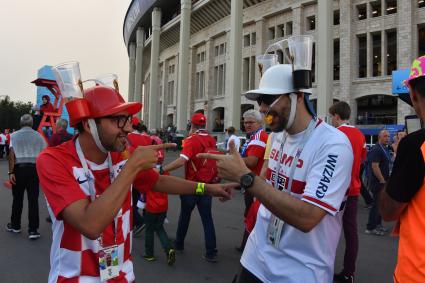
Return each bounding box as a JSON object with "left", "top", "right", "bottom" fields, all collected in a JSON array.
[{"left": 37, "top": 139, "right": 159, "bottom": 283}]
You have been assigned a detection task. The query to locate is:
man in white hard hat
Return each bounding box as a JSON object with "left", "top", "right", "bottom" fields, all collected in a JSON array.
[{"left": 200, "top": 64, "right": 353, "bottom": 283}]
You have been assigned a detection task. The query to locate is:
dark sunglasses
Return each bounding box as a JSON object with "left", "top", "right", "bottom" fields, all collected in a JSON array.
[
  {"left": 256, "top": 95, "right": 280, "bottom": 106},
  {"left": 104, "top": 115, "right": 133, "bottom": 129}
]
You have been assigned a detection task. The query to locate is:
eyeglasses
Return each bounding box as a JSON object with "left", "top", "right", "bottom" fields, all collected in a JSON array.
[
  {"left": 256, "top": 95, "right": 280, "bottom": 106},
  {"left": 104, "top": 115, "right": 132, "bottom": 129},
  {"left": 243, "top": 121, "right": 257, "bottom": 125}
]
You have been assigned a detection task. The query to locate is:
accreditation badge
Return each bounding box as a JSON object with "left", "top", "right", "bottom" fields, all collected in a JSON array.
[
  {"left": 99, "top": 245, "right": 119, "bottom": 281},
  {"left": 267, "top": 214, "right": 284, "bottom": 248}
]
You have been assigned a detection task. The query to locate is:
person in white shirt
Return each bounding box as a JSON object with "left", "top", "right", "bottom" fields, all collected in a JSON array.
[
  {"left": 226, "top": 126, "right": 240, "bottom": 153},
  {"left": 0, "top": 131, "right": 6, "bottom": 158},
  {"left": 199, "top": 64, "right": 353, "bottom": 283}
]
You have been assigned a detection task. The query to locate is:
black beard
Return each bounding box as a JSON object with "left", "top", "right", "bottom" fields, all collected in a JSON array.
[
  {"left": 97, "top": 127, "right": 123, "bottom": 152},
  {"left": 269, "top": 111, "right": 288, "bottom": 133}
]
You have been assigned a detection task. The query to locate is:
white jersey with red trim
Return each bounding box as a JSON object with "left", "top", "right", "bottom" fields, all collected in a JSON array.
[{"left": 240, "top": 120, "right": 353, "bottom": 283}]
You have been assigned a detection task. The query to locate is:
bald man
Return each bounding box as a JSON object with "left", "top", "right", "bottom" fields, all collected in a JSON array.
[{"left": 365, "top": 129, "right": 391, "bottom": 235}]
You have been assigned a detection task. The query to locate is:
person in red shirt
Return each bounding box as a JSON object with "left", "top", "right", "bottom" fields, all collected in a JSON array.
[
  {"left": 143, "top": 175, "right": 174, "bottom": 265},
  {"left": 127, "top": 117, "right": 153, "bottom": 237},
  {"left": 48, "top": 118, "right": 73, "bottom": 147},
  {"left": 37, "top": 82, "right": 234, "bottom": 283},
  {"left": 329, "top": 101, "right": 367, "bottom": 283},
  {"left": 161, "top": 113, "right": 220, "bottom": 262},
  {"left": 237, "top": 109, "right": 268, "bottom": 252},
  {"left": 40, "top": 95, "right": 55, "bottom": 114}
]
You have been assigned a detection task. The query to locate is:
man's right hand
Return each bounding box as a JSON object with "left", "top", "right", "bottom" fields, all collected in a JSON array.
[
  {"left": 127, "top": 143, "right": 176, "bottom": 171},
  {"left": 9, "top": 173, "right": 16, "bottom": 185}
]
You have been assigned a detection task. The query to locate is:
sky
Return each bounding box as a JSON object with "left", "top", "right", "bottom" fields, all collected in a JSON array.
[{"left": 0, "top": 0, "right": 132, "bottom": 103}]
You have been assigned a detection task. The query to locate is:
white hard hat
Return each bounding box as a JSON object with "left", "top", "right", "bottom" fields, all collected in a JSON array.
[{"left": 245, "top": 64, "right": 295, "bottom": 101}]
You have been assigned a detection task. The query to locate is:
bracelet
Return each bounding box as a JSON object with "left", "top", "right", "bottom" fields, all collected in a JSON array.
[
  {"left": 8, "top": 172, "right": 14, "bottom": 175},
  {"left": 195, "top": 182, "right": 206, "bottom": 195}
]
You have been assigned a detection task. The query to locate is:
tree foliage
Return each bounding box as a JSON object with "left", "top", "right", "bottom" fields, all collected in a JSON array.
[{"left": 0, "top": 96, "right": 33, "bottom": 131}]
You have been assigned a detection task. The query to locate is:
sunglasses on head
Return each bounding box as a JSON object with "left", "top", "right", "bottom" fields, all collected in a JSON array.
[{"left": 256, "top": 95, "right": 280, "bottom": 106}]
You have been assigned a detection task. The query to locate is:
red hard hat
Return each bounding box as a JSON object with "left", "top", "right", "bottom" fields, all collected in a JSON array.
[
  {"left": 65, "top": 86, "right": 142, "bottom": 126},
  {"left": 84, "top": 86, "right": 142, "bottom": 118}
]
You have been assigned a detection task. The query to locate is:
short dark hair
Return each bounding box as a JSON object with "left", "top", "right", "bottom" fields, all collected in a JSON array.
[
  {"left": 139, "top": 124, "right": 148, "bottom": 133},
  {"left": 76, "top": 122, "right": 85, "bottom": 133},
  {"left": 329, "top": 101, "right": 351, "bottom": 120},
  {"left": 192, "top": 124, "right": 205, "bottom": 130},
  {"left": 227, "top": 126, "right": 236, "bottom": 134},
  {"left": 409, "top": 76, "right": 425, "bottom": 98}
]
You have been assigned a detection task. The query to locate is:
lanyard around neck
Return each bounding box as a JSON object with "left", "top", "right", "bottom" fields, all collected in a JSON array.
[
  {"left": 273, "top": 119, "right": 317, "bottom": 193},
  {"left": 379, "top": 144, "right": 390, "bottom": 161},
  {"left": 75, "top": 138, "right": 118, "bottom": 245}
]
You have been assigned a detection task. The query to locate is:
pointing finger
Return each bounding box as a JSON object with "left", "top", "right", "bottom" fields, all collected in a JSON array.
[
  {"left": 146, "top": 143, "right": 177, "bottom": 151},
  {"left": 228, "top": 140, "right": 238, "bottom": 155},
  {"left": 197, "top": 152, "right": 225, "bottom": 160}
]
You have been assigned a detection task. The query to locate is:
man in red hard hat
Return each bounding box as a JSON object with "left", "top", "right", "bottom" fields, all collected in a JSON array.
[
  {"left": 161, "top": 113, "right": 221, "bottom": 262},
  {"left": 36, "top": 86, "right": 235, "bottom": 283}
]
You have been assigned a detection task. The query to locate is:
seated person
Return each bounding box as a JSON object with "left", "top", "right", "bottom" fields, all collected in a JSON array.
[{"left": 40, "top": 95, "right": 55, "bottom": 114}]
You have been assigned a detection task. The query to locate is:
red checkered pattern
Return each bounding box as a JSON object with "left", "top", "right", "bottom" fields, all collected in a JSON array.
[{"left": 37, "top": 140, "right": 159, "bottom": 283}]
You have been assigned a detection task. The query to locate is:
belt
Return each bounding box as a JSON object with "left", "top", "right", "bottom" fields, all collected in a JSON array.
[{"left": 15, "top": 163, "right": 36, "bottom": 167}]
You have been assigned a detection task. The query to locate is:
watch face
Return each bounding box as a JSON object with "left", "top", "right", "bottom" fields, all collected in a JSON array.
[{"left": 241, "top": 174, "right": 254, "bottom": 188}]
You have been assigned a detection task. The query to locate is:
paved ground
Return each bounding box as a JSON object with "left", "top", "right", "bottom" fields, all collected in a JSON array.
[{"left": 0, "top": 151, "right": 397, "bottom": 282}]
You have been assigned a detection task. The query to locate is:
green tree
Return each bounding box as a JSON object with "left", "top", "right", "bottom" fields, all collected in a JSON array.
[{"left": 0, "top": 96, "right": 33, "bottom": 131}]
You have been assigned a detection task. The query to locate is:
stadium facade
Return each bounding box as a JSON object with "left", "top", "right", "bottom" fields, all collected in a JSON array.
[{"left": 124, "top": 0, "right": 422, "bottom": 137}]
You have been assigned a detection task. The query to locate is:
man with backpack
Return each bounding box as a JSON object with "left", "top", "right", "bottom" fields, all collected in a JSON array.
[{"left": 161, "top": 113, "right": 219, "bottom": 262}]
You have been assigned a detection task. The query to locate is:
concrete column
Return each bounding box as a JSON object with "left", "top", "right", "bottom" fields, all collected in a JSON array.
[
  {"left": 367, "top": 32, "right": 372, "bottom": 78},
  {"left": 161, "top": 62, "right": 167, "bottom": 128},
  {"left": 128, "top": 43, "right": 136, "bottom": 102},
  {"left": 316, "top": 0, "right": 333, "bottom": 122},
  {"left": 205, "top": 39, "right": 215, "bottom": 130},
  {"left": 292, "top": 4, "right": 302, "bottom": 36},
  {"left": 188, "top": 46, "right": 197, "bottom": 114},
  {"left": 339, "top": 0, "right": 354, "bottom": 122},
  {"left": 227, "top": 0, "right": 243, "bottom": 130},
  {"left": 381, "top": 30, "right": 387, "bottom": 77},
  {"left": 176, "top": 0, "right": 192, "bottom": 132},
  {"left": 134, "top": 28, "right": 145, "bottom": 118},
  {"left": 397, "top": 0, "right": 414, "bottom": 123},
  {"left": 255, "top": 18, "right": 266, "bottom": 87},
  {"left": 367, "top": 0, "right": 372, "bottom": 19},
  {"left": 148, "top": 7, "right": 161, "bottom": 130}
]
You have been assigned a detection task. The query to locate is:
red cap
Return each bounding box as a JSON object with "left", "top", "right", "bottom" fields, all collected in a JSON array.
[
  {"left": 132, "top": 116, "right": 140, "bottom": 126},
  {"left": 191, "top": 113, "right": 206, "bottom": 126}
]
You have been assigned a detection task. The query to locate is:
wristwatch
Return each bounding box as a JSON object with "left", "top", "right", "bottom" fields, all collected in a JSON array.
[
  {"left": 159, "top": 166, "right": 165, "bottom": 175},
  {"left": 240, "top": 172, "right": 256, "bottom": 193}
]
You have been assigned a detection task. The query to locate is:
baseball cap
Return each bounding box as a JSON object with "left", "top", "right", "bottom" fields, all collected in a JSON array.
[
  {"left": 191, "top": 113, "right": 206, "bottom": 126},
  {"left": 132, "top": 117, "right": 140, "bottom": 126},
  {"left": 405, "top": 55, "right": 425, "bottom": 87}
]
